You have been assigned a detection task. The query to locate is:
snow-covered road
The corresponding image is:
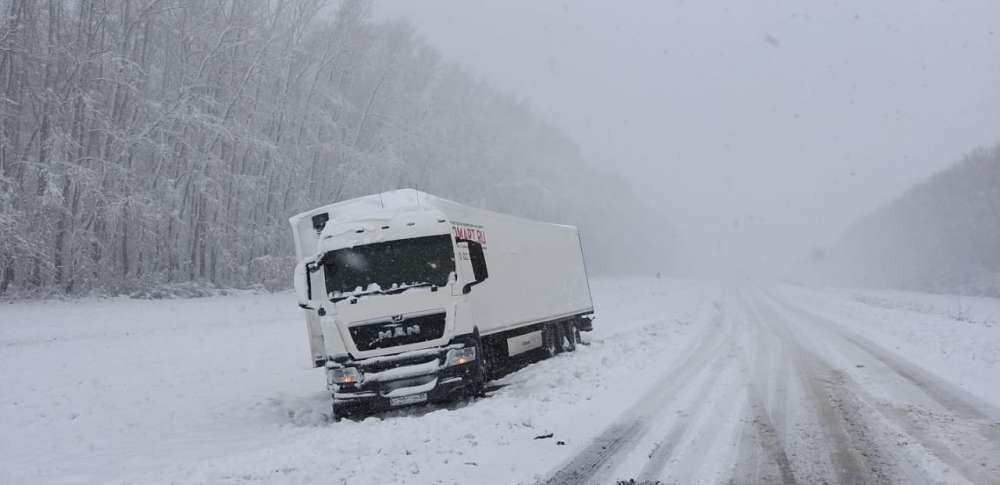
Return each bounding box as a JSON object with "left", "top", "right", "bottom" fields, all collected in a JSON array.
[
  {"left": 545, "top": 287, "right": 1000, "bottom": 484},
  {"left": 2, "top": 279, "right": 999, "bottom": 484}
]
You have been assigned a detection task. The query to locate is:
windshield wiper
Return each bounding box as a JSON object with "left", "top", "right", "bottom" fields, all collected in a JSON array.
[
  {"left": 331, "top": 282, "right": 436, "bottom": 302},
  {"left": 380, "top": 282, "right": 435, "bottom": 295},
  {"left": 331, "top": 291, "right": 370, "bottom": 303}
]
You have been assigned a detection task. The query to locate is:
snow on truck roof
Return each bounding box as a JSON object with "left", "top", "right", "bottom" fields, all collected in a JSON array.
[
  {"left": 291, "top": 188, "right": 577, "bottom": 230},
  {"left": 289, "top": 190, "right": 448, "bottom": 261},
  {"left": 315, "top": 210, "right": 450, "bottom": 256},
  {"left": 289, "top": 188, "right": 430, "bottom": 226},
  {"left": 289, "top": 189, "right": 579, "bottom": 261}
]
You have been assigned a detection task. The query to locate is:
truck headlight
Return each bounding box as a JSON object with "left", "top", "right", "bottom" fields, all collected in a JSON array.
[
  {"left": 446, "top": 346, "right": 477, "bottom": 367},
  {"left": 329, "top": 367, "right": 362, "bottom": 385}
]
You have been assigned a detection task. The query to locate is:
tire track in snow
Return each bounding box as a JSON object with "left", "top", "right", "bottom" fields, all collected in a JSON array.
[
  {"left": 838, "top": 371, "right": 999, "bottom": 485},
  {"left": 769, "top": 290, "right": 1000, "bottom": 427},
  {"left": 729, "top": 293, "right": 798, "bottom": 485},
  {"left": 764, "top": 291, "right": 1000, "bottom": 484},
  {"left": 542, "top": 299, "right": 731, "bottom": 485},
  {"left": 544, "top": 284, "right": 1000, "bottom": 485},
  {"left": 633, "top": 344, "right": 735, "bottom": 483},
  {"left": 742, "top": 293, "right": 872, "bottom": 485}
]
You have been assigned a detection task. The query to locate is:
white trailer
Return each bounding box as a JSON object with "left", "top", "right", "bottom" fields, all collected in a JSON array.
[{"left": 290, "top": 189, "right": 594, "bottom": 416}]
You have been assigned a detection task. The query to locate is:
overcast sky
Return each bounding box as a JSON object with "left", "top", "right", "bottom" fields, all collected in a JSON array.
[{"left": 375, "top": 0, "right": 1000, "bottom": 277}]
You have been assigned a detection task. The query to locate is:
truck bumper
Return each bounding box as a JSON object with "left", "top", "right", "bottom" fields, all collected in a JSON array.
[{"left": 328, "top": 343, "right": 481, "bottom": 416}]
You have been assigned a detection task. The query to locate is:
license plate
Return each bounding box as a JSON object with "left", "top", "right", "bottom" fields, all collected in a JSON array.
[{"left": 389, "top": 393, "right": 427, "bottom": 407}]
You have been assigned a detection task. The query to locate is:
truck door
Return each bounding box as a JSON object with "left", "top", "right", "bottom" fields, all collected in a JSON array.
[
  {"left": 453, "top": 239, "right": 488, "bottom": 296},
  {"left": 453, "top": 241, "right": 474, "bottom": 296}
]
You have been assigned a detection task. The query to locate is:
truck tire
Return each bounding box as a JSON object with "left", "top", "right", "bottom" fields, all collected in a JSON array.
[
  {"left": 543, "top": 323, "right": 563, "bottom": 357},
  {"left": 560, "top": 320, "right": 577, "bottom": 352},
  {"left": 331, "top": 402, "right": 349, "bottom": 422},
  {"left": 467, "top": 358, "right": 488, "bottom": 398},
  {"left": 466, "top": 340, "right": 489, "bottom": 397},
  {"left": 480, "top": 338, "right": 497, "bottom": 381}
]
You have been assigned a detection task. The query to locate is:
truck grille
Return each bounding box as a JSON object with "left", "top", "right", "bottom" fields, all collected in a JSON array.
[{"left": 349, "top": 312, "right": 447, "bottom": 351}]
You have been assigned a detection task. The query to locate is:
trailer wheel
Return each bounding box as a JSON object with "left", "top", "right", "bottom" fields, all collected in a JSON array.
[
  {"left": 543, "top": 323, "right": 563, "bottom": 357},
  {"left": 560, "top": 321, "right": 577, "bottom": 352}
]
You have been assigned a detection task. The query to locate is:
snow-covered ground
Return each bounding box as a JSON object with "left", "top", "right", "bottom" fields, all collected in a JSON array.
[
  {"left": 778, "top": 285, "right": 1000, "bottom": 405},
  {"left": 2, "top": 279, "right": 1000, "bottom": 484},
  {"left": 0, "top": 278, "right": 714, "bottom": 484}
]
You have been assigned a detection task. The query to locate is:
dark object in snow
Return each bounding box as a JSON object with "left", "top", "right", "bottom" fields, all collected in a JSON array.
[
  {"left": 534, "top": 433, "right": 554, "bottom": 440},
  {"left": 856, "top": 364, "right": 865, "bottom": 368},
  {"left": 557, "top": 440, "right": 566, "bottom": 446}
]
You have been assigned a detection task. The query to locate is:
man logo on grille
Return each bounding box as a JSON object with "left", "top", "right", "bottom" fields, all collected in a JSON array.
[{"left": 376, "top": 318, "right": 421, "bottom": 343}]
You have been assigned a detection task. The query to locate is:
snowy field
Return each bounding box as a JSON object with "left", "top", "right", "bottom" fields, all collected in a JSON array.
[
  {"left": 0, "top": 278, "right": 712, "bottom": 484},
  {"left": 3, "top": 279, "right": 1000, "bottom": 484}
]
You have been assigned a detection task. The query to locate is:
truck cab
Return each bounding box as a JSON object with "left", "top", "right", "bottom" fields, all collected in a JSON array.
[
  {"left": 291, "top": 192, "right": 489, "bottom": 415},
  {"left": 290, "top": 189, "right": 593, "bottom": 418}
]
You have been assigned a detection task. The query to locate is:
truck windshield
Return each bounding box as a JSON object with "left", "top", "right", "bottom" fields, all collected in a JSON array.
[{"left": 322, "top": 234, "right": 455, "bottom": 299}]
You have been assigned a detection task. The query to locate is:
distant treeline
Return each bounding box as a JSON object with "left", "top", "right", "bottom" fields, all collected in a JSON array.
[
  {"left": 798, "top": 143, "right": 1000, "bottom": 296},
  {"left": 0, "top": 0, "right": 679, "bottom": 296}
]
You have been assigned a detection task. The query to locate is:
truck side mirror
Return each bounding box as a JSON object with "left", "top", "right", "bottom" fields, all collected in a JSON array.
[
  {"left": 294, "top": 258, "right": 319, "bottom": 310},
  {"left": 461, "top": 240, "right": 488, "bottom": 294}
]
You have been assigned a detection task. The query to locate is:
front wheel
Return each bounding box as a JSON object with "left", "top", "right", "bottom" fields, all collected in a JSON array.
[
  {"left": 458, "top": 335, "right": 491, "bottom": 398},
  {"left": 331, "top": 401, "right": 351, "bottom": 422},
  {"left": 466, "top": 350, "right": 489, "bottom": 397}
]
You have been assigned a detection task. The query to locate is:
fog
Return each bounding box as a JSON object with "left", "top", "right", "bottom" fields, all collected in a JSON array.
[
  {"left": 377, "top": 0, "right": 1000, "bottom": 277},
  {"left": 5, "top": 3, "right": 1000, "bottom": 482},
  {"left": 2, "top": 0, "right": 997, "bottom": 296}
]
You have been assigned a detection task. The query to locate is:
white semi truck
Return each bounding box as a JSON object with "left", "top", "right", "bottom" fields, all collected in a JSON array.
[{"left": 289, "top": 189, "right": 594, "bottom": 417}]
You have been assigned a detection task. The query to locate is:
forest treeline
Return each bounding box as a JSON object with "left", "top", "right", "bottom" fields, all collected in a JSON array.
[
  {"left": 0, "top": 0, "right": 678, "bottom": 296},
  {"left": 799, "top": 144, "right": 1000, "bottom": 296}
]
